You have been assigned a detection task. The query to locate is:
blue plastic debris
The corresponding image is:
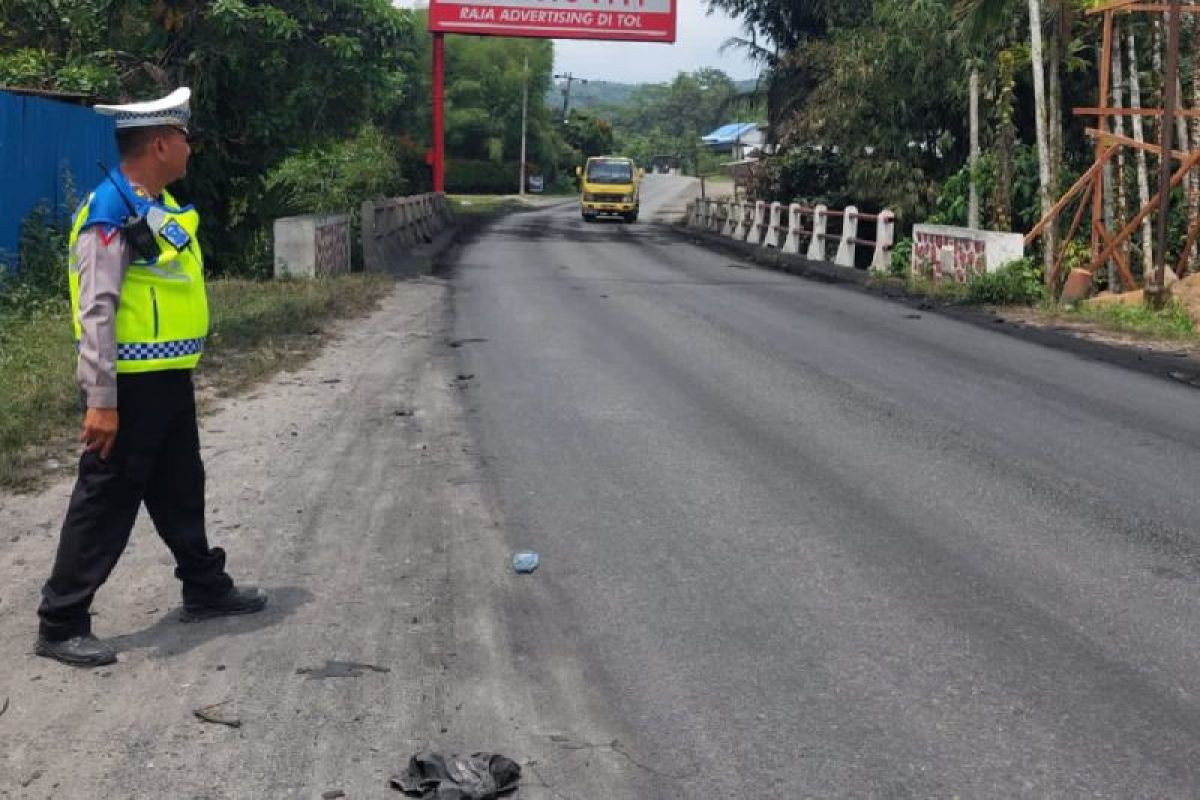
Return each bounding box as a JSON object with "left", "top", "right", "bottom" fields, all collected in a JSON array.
[{"left": 512, "top": 551, "right": 540, "bottom": 574}]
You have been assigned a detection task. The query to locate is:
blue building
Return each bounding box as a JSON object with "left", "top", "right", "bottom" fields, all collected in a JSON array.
[
  {"left": 700, "top": 122, "right": 765, "bottom": 159},
  {"left": 0, "top": 88, "right": 117, "bottom": 270}
]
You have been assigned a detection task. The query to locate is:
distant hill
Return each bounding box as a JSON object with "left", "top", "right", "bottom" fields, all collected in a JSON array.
[
  {"left": 545, "top": 80, "right": 639, "bottom": 112},
  {"left": 545, "top": 77, "right": 760, "bottom": 113}
]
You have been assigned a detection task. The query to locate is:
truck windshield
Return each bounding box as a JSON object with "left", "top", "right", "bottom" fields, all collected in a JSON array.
[{"left": 587, "top": 161, "right": 633, "bottom": 183}]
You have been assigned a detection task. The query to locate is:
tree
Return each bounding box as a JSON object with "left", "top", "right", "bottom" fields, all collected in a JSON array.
[
  {"left": 561, "top": 111, "right": 614, "bottom": 160},
  {"left": 1, "top": 0, "right": 427, "bottom": 274},
  {"left": 594, "top": 68, "right": 744, "bottom": 174},
  {"left": 705, "top": 0, "right": 869, "bottom": 142},
  {"left": 771, "top": 0, "right": 969, "bottom": 218},
  {"left": 1028, "top": 0, "right": 1055, "bottom": 277}
]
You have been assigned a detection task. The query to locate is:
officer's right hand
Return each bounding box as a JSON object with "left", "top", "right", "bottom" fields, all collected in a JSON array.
[{"left": 81, "top": 407, "right": 119, "bottom": 459}]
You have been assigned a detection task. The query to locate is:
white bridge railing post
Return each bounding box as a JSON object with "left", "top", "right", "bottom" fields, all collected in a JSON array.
[
  {"left": 747, "top": 200, "right": 766, "bottom": 245},
  {"left": 732, "top": 200, "right": 748, "bottom": 240},
  {"left": 763, "top": 201, "right": 783, "bottom": 249},
  {"left": 870, "top": 209, "right": 896, "bottom": 272},
  {"left": 807, "top": 205, "right": 827, "bottom": 261},
  {"left": 782, "top": 204, "right": 804, "bottom": 254},
  {"left": 835, "top": 206, "right": 859, "bottom": 267}
]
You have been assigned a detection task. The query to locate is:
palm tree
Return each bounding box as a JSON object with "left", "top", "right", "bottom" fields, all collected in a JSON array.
[{"left": 706, "top": 0, "right": 870, "bottom": 145}]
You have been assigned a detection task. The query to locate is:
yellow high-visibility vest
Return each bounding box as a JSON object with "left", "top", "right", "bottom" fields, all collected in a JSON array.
[{"left": 68, "top": 169, "right": 208, "bottom": 373}]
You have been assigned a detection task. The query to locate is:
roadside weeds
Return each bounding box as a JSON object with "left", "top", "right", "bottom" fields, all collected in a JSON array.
[
  {"left": 867, "top": 274, "right": 1199, "bottom": 349},
  {"left": 0, "top": 274, "right": 393, "bottom": 492}
]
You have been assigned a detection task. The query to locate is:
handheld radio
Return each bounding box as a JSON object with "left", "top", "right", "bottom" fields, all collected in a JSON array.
[{"left": 96, "top": 162, "right": 159, "bottom": 260}]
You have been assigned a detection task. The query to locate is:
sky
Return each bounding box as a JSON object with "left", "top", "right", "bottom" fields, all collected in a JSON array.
[
  {"left": 400, "top": 1, "right": 759, "bottom": 85},
  {"left": 551, "top": 3, "right": 758, "bottom": 84}
]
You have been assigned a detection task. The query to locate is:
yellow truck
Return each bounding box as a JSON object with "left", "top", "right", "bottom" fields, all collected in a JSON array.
[{"left": 576, "top": 156, "right": 643, "bottom": 223}]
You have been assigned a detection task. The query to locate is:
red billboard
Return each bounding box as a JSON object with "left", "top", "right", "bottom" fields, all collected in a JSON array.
[{"left": 428, "top": 0, "right": 677, "bottom": 43}]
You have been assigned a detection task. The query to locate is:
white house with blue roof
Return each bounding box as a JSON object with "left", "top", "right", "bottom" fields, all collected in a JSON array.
[{"left": 700, "top": 122, "right": 766, "bottom": 161}]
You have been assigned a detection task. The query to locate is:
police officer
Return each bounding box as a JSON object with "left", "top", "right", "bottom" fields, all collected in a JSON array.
[{"left": 36, "top": 87, "right": 267, "bottom": 668}]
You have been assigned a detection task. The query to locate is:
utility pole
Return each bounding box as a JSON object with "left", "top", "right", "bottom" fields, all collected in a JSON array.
[
  {"left": 519, "top": 53, "right": 528, "bottom": 196},
  {"left": 553, "top": 72, "right": 587, "bottom": 123}
]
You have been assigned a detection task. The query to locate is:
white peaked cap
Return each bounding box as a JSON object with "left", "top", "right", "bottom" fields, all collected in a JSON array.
[{"left": 94, "top": 87, "right": 192, "bottom": 130}]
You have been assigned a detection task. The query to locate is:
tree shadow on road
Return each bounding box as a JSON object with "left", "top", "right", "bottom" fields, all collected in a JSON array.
[{"left": 107, "top": 585, "right": 312, "bottom": 660}]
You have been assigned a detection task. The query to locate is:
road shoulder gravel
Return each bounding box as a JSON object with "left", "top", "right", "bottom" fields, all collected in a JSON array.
[{"left": 0, "top": 277, "right": 631, "bottom": 798}]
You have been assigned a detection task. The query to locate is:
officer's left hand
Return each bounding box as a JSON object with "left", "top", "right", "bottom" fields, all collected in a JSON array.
[{"left": 81, "top": 407, "right": 119, "bottom": 460}]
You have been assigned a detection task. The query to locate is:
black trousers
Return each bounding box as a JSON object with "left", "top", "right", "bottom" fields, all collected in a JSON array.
[{"left": 38, "top": 369, "right": 234, "bottom": 641}]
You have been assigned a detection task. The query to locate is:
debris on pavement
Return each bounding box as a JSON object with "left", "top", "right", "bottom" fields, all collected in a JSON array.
[
  {"left": 389, "top": 751, "right": 521, "bottom": 799},
  {"left": 321, "top": 791, "right": 346, "bottom": 799},
  {"left": 448, "top": 338, "right": 488, "bottom": 348},
  {"left": 296, "top": 660, "right": 391, "bottom": 679},
  {"left": 1169, "top": 371, "right": 1200, "bottom": 388},
  {"left": 193, "top": 700, "right": 241, "bottom": 728},
  {"left": 511, "top": 551, "right": 540, "bottom": 574}
]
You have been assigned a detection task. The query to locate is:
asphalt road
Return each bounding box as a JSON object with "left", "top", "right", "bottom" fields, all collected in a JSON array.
[{"left": 452, "top": 175, "right": 1200, "bottom": 798}]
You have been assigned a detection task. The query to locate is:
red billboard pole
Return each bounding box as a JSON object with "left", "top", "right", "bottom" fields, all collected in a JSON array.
[{"left": 432, "top": 32, "right": 446, "bottom": 193}]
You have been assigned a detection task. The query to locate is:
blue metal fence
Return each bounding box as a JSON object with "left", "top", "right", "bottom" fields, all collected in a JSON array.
[{"left": 0, "top": 90, "right": 117, "bottom": 270}]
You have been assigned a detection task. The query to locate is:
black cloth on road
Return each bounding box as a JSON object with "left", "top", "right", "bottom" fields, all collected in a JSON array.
[
  {"left": 390, "top": 751, "right": 521, "bottom": 799},
  {"left": 38, "top": 369, "right": 234, "bottom": 640}
]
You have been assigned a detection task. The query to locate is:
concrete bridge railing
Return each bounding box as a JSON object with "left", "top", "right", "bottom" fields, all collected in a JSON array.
[
  {"left": 362, "top": 192, "right": 454, "bottom": 273},
  {"left": 273, "top": 212, "right": 352, "bottom": 279},
  {"left": 688, "top": 198, "right": 895, "bottom": 273},
  {"left": 273, "top": 193, "right": 454, "bottom": 278}
]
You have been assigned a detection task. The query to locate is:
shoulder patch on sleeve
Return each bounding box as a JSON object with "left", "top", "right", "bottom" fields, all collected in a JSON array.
[{"left": 95, "top": 225, "right": 121, "bottom": 247}]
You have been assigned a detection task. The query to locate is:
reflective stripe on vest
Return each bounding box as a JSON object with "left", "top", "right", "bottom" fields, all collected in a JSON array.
[{"left": 116, "top": 338, "right": 205, "bottom": 361}]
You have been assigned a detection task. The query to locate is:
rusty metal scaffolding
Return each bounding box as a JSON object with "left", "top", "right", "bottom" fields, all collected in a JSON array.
[{"left": 1026, "top": 0, "right": 1195, "bottom": 293}]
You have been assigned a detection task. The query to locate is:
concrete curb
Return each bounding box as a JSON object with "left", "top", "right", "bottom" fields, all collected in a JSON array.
[{"left": 660, "top": 222, "right": 1200, "bottom": 390}]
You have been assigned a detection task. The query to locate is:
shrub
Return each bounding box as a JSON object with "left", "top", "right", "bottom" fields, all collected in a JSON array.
[
  {"left": 747, "top": 146, "right": 853, "bottom": 208},
  {"left": 0, "top": 197, "right": 76, "bottom": 316},
  {"left": 963, "top": 258, "right": 1045, "bottom": 306},
  {"left": 890, "top": 237, "right": 913, "bottom": 277},
  {"left": 265, "top": 125, "right": 407, "bottom": 217},
  {"left": 446, "top": 159, "right": 523, "bottom": 194}
]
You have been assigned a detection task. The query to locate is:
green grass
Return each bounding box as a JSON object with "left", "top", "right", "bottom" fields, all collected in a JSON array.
[
  {"left": 867, "top": 268, "right": 1198, "bottom": 342},
  {"left": 0, "top": 274, "right": 393, "bottom": 491},
  {"left": 1065, "top": 298, "right": 1197, "bottom": 339},
  {"left": 901, "top": 275, "right": 969, "bottom": 302},
  {"left": 0, "top": 301, "right": 80, "bottom": 491}
]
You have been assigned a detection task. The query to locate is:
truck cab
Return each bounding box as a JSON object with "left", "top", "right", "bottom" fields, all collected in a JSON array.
[{"left": 577, "top": 157, "right": 643, "bottom": 223}]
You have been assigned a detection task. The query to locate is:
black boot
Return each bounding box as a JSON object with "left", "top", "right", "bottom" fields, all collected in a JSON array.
[
  {"left": 180, "top": 585, "right": 268, "bottom": 622},
  {"left": 35, "top": 634, "right": 117, "bottom": 667}
]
